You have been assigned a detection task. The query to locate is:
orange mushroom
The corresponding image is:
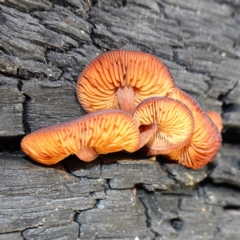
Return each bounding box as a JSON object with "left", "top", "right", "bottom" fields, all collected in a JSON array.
[
  {"left": 167, "top": 88, "right": 222, "bottom": 169},
  {"left": 133, "top": 97, "right": 194, "bottom": 154},
  {"left": 206, "top": 111, "right": 223, "bottom": 132},
  {"left": 76, "top": 50, "right": 175, "bottom": 114},
  {"left": 21, "top": 110, "right": 140, "bottom": 165}
]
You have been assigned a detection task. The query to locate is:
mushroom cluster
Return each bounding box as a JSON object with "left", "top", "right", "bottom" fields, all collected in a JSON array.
[{"left": 21, "top": 50, "right": 222, "bottom": 169}]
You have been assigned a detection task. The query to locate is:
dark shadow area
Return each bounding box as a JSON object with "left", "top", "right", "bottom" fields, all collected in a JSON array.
[
  {"left": 199, "top": 179, "right": 240, "bottom": 194},
  {"left": 0, "top": 135, "right": 23, "bottom": 153},
  {"left": 48, "top": 0, "right": 70, "bottom": 7},
  {"left": 222, "top": 102, "right": 236, "bottom": 112},
  {"left": 222, "top": 127, "right": 240, "bottom": 144},
  {"left": 135, "top": 183, "right": 155, "bottom": 192},
  {"left": 170, "top": 218, "right": 184, "bottom": 231},
  {"left": 22, "top": 93, "right": 32, "bottom": 134},
  {"left": 224, "top": 205, "right": 240, "bottom": 211},
  {"left": 156, "top": 155, "right": 179, "bottom": 166},
  {"left": 62, "top": 154, "right": 102, "bottom": 177},
  {"left": 62, "top": 151, "right": 156, "bottom": 178}
]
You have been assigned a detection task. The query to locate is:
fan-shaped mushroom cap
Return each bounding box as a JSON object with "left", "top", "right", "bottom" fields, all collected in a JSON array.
[
  {"left": 167, "top": 88, "right": 222, "bottom": 169},
  {"left": 133, "top": 97, "right": 194, "bottom": 154},
  {"left": 206, "top": 111, "right": 223, "bottom": 132},
  {"left": 76, "top": 50, "right": 175, "bottom": 114},
  {"left": 21, "top": 110, "right": 140, "bottom": 165}
]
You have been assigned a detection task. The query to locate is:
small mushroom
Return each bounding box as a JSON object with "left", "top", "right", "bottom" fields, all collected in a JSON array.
[
  {"left": 133, "top": 97, "right": 194, "bottom": 154},
  {"left": 206, "top": 111, "right": 223, "bottom": 132},
  {"left": 167, "top": 88, "right": 222, "bottom": 169},
  {"left": 21, "top": 110, "right": 140, "bottom": 165},
  {"left": 76, "top": 50, "right": 175, "bottom": 114}
]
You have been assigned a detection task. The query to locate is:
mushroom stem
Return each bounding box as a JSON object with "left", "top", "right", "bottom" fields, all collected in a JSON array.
[
  {"left": 139, "top": 124, "right": 158, "bottom": 149},
  {"left": 75, "top": 147, "right": 99, "bottom": 162},
  {"left": 116, "top": 86, "right": 135, "bottom": 114}
]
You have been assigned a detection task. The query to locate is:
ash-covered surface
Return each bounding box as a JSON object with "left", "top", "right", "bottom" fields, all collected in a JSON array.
[{"left": 0, "top": 0, "right": 240, "bottom": 239}]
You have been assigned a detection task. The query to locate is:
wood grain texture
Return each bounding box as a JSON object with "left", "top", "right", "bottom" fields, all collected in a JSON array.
[
  {"left": 0, "top": 76, "right": 24, "bottom": 136},
  {"left": 0, "top": 0, "right": 240, "bottom": 239}
]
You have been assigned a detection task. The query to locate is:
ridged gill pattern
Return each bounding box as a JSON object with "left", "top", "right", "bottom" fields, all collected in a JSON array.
[
  {"left": 21, "top": 110, "right": 140, "bottom": 165},
  {"left": 76, "top": 50, "right": 175, "bottom": 112},
  {"left": 133, "top": 97, "right": 194, "bottom": 154},
  {"left": 167, "top": 88, "right": 222, "bottom": 169}
]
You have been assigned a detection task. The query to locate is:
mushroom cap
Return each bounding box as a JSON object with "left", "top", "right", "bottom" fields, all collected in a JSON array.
[
  {"left": 76, "top": 49, "right": 175, "bottom": 113},
  {"left": 206, "top": 111, "right": 223, "bottom": 132},
  {"left": 133, "top": 97, "right": 194, "bottom": 154},
  {"left": 21, "top": 110, "right": 140, "bottom": 165},
  {"left": 167, "top": 88, "right": 222, "bottom": 169}
]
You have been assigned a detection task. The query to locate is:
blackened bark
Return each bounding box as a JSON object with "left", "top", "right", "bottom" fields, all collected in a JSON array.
[{"left": 0, "top": 0, "right": 240, "bottom": 239}]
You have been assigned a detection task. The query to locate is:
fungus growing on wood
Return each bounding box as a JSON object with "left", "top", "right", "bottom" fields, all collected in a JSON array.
[
  {"left": 167, "top": 88, "right": 222, "bottom": 169},
  {"left": 206, "top": 111, "right": 223, "bottom": 132},
  {"left": 76, "top": 50, "right": 175, "bottom": 114},
  {"left": 133, "top": 97, "right": 194, "bottom": 154},
  {"left": 21, "top": 110, "right": 140, "bottom": 165}
]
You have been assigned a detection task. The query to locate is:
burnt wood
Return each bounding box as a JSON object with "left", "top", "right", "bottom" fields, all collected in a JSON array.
[{"left": 0, "top": 0, "right": 240, "bottom": 239}]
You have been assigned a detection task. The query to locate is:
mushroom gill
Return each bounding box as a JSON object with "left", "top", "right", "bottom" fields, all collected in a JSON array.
[
  {"left": 133, "top": 97, "right": 194, "bottom": 154},
  {"left": 21, "top": 110, "right": 140, "bottom": 165},
  {"left": 167, "top": 88, "right": 222, "bottom": 169},
  {"left": 76, "top": 50, "right": 175, "bottom": 114}
]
